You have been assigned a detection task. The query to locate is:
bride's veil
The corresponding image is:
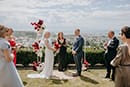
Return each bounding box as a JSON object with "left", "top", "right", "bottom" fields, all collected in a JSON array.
[{"left": 39, "top": 29, "right": 49, "bottom": 48}]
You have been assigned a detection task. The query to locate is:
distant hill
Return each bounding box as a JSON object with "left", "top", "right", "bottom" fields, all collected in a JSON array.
[{"left": 14, "top": 31, "right": 37, "bottom": 38}]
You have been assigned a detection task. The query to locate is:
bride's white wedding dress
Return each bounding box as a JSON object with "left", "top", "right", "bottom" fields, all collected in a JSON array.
[
  {"left": 28, "top": 38, "right": 54, "bottom": 79},
  {"left": 40, "top": 38, "right": 54, "bottom": 78}
]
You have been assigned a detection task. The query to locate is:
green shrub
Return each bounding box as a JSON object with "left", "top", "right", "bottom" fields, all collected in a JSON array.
[
  {"left": 16, "top": 47, "right": 105, "bottom": 66},
  {"left": 17, "top": 49, "right": 44, "bottom": 66},
  {"left": 84, "top": 48, "right": 105, "bottom": 66}
]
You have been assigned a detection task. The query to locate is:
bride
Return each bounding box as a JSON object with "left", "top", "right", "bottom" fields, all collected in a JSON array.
[
  {"left": 28, "top": 31, "right": 56, "bottom": 79},
  {"left": 40, "top": 31, "right": 56, "bottom": 78}
]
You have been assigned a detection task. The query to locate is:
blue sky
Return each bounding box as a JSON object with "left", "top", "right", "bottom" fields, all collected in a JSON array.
[{"left": 0, "top": 0, "right": 130, "bottom": 34}]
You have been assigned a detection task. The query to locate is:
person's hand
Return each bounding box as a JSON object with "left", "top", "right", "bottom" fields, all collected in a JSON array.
[
  {"left": 53, "top": 48, "right": 57, "bottom": 52},
  {"left": 104, "top": 42, "right": 108, "bottom": 49},
  {"left": 104, "top": 42, "right": 107, "bottom": 46},
  {"left": 72, "top": 50, "right": 77, "bottom": 55},
  {"left": 59, "top": 44, "right": 61, "bottom": 47},
  {"left": 10, "top": 53, "right": 14, "bottom": 60}
]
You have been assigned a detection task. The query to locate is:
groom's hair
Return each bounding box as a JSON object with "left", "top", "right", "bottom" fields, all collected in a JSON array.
[{"left": 76, "top": 29, "right": 80, "bottom": 32}]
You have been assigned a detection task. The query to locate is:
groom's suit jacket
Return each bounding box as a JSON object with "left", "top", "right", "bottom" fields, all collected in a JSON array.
[{"left": 73, "top": 35, "right": 84, "bottom": 54}]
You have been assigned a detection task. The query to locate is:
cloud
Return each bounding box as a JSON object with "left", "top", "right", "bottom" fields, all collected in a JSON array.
[
  {"left": 91, "top": 10, "right": 130, "bottom": 18},
  {"left": 116, "top": 4, "right": 130, "bottom": 8},
  {"left": 0, "top": 0, "right": 130, "bottom": 33}
]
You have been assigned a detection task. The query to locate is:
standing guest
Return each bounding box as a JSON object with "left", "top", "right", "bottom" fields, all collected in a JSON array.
[
  {"left": 0, "top": 25, "right": 24, "bottom": 87},
  {"left": 104, "top": 31, "right": 119, "bottom": 80},
  {"left": 72, "top": 29, "right": 84, "bottom": 77},
  {"left": 6, "top": 28, "right": 17, "bottom": 66},
  {"left": 111, "top": 26, "right": 130, "bottom": 87},
  {"left": 57, "top": 32, "right": 67, "bottom": 71}
]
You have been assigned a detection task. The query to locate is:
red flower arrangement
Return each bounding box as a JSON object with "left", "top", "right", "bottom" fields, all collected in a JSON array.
[
  {"left": 32, "top": 41, "right": 40, "bottom": 52},
  {"left": 32, "top": 61, "right": 44, "bottom": 71},
  {"left": 8, "top": 39, "right": 16, "bottom": 47},
  {"left": 32, "top": 61, "right": 39, "bottom": 71},
  {"left": 31, "top": 19, "right": 45, "bottom": 31},
  {"left": 54, "top": 41, "right": 60, "bottom": 50},
  {"left": 53, "top": 41, "right": 61, "bottom": 56},
  {"left": 31, "top": 19, "right": 45, "bottom": 72},
  {"left": 8, "top": 39, "right": 16, "bottom": 51},
  {"left": 83, "top": 59, "right": 91, "bottom": 67}
]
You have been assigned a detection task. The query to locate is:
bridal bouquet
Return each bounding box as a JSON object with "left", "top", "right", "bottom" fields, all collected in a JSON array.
[
  {"left": 54, "top": 41, "right": 60, "bottom": 50},
  {"left": 53, "top": 41, "right": 61, "bottom": 56}
]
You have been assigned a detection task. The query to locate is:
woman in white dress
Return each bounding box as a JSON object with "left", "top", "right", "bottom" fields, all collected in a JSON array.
[
  {"left": 0, "top": 25, "right": 24, "bottom": 87},
  {"left": 28, "top": 31, "right": 56, "bottom": 79},
  {"left": 40, "top": 31, "right": 56, "bottom": 79}
]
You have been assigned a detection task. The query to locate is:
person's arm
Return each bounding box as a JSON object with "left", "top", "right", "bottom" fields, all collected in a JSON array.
[
  {"left": 111, "top": 46, "right": 122, "bottom": 66},
  {"left": 44, "top": 40, "right": 56, "bottom": 51},
  {"left": 3, "top": 49, "right": 13, "bottom": 62}
]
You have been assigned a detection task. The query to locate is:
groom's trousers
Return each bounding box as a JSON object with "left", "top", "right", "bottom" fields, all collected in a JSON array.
[{"left": 73, "top": 51, "right": 83, "bottom": 76}]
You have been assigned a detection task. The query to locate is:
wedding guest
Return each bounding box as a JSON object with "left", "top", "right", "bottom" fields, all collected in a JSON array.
[
  {"left": 111, "top": 26, "right": 130, "bottom": 87},
  {"left": 0, "top": 25, "right": 24, "bottom": 87},
  {"left": 6, "top": 28, "right": 17, "bottom": 66},
  {"left": 57, "top": 32, "right": 68, "bottom": 71},
  {"left": 72, "top": 29, "right": 84, "bottom": 77},
  {"left": 104, "top": 31, "right": 119, "bottom": 80}
]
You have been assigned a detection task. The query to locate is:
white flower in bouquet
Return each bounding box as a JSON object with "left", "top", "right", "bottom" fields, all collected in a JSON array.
[{"left": 10, "top": 53, "right": 14, "bottom": 60}]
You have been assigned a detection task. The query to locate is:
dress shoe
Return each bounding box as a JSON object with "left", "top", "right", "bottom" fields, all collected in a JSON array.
[
  {"left": 105, "top": 75, "right": 110, "bottom": 78},
  {"left": 58, "top": 69, "right": 64, "bottom": 72},
  {"left": 111, "top": 76, "right": 115, "bottom": 81},
  {"left": 63, "top": 68, "right": 67, "bottom": 71},
  {"left": 111, "top": 74, "right": 115, "bottom": 81},
  {"left": 105, "top": 73, "right": 110, "bottom": 78}
]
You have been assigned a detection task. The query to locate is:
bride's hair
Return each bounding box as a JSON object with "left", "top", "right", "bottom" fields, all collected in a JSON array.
[{"left": 43, "top": 30, "right": 50, "bottom": 38}]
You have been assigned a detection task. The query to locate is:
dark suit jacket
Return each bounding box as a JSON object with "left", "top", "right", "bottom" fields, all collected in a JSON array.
[
  {"left": 105, "top": 37, "right": 119, "bottom": 62},
  {"left": 73, "top": 35, "right": 84, "bottom": 53}
]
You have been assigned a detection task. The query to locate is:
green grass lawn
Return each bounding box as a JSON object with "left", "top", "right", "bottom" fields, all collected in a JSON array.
[{"left": 18, "top": 67, "right": 114, "bottom": 87}]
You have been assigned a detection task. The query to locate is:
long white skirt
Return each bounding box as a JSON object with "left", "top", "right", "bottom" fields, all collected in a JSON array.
[
  {"left": 28, "top": 49, "right": 54, "bottom": 79},
  {"left": 0, "top": 58, "right": 24, "bottom": 87}
]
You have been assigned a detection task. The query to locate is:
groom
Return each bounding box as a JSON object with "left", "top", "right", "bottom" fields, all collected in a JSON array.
[{"left": 72, "top": 29, "right": 84, "bottom": 77}]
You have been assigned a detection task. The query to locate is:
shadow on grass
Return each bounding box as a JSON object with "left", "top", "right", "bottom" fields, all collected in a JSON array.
[
  {"left": 23, "top": 81, "right": 27, "bottom": 86},
  {"left": 80, "top": 75, "right": 99, "bottom": 84},
  {"left": 17, "top": 66, "right": 33, "bottom": 70},
  {"left": 50, "top": 79, "right": 69, "bottom": 84}
]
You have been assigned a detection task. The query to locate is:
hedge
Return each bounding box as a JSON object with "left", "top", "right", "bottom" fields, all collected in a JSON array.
[
  {"left": 16, "top": 48, "right": 105, "bottom": 66},
  {"left": 17, "top": 49, "right": 37, "bottom": 66}
]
